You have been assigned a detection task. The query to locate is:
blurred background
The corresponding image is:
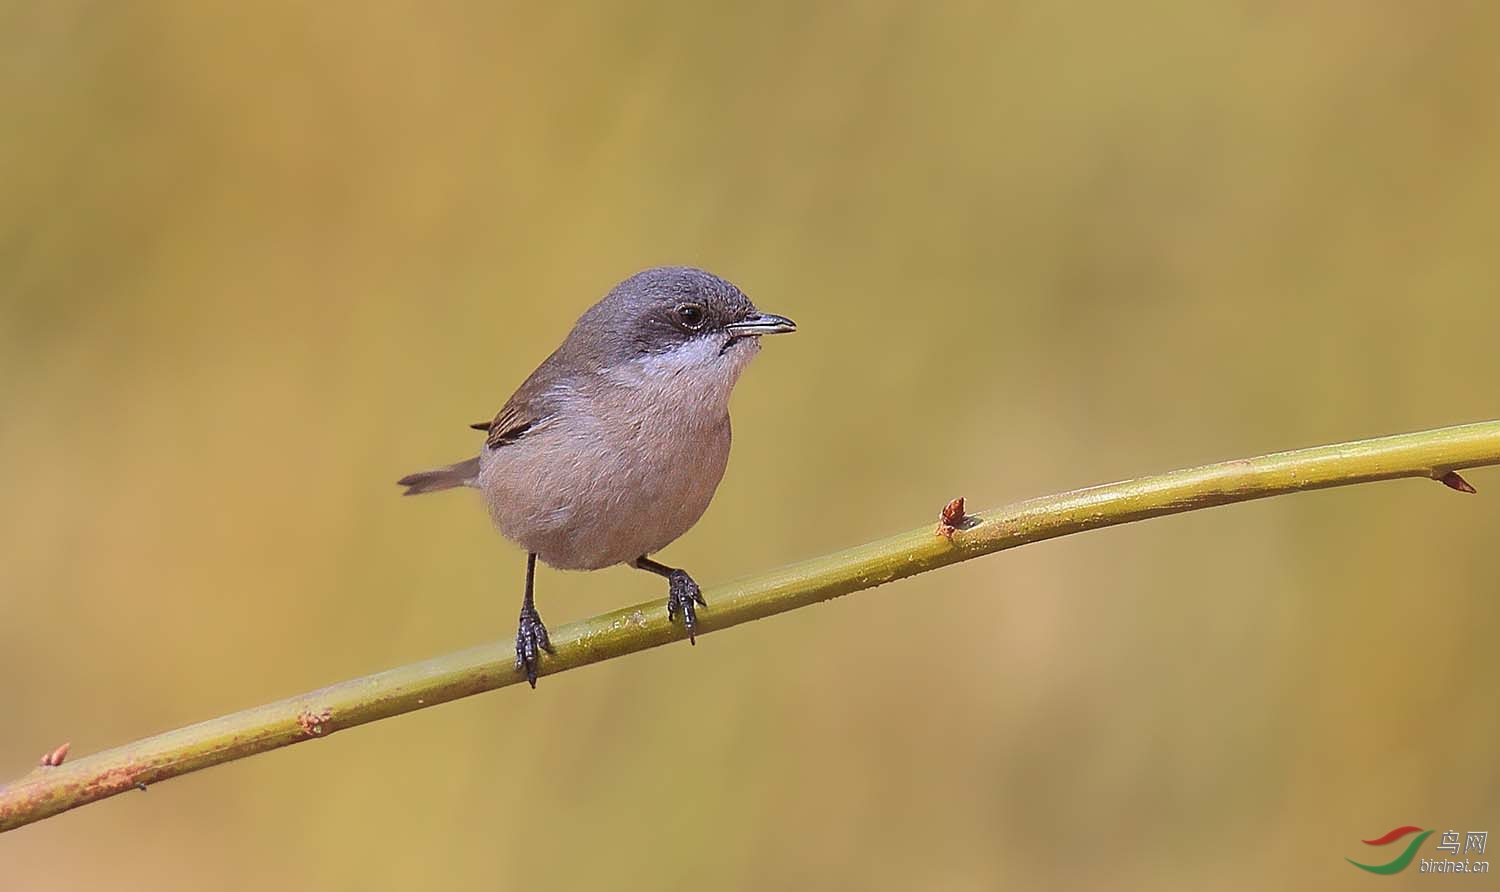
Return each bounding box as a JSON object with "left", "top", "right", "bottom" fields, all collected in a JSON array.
[{"left": 2, "top": 2, "right": 1497, "bottom": 889}]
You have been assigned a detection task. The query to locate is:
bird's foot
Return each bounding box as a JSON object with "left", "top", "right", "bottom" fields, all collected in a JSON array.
[
  {"left": 514, "top": 603, "right": 554, "bottom": 688},
  {"left": 665, "top": 569, "right": 708, "bottom": 644}
]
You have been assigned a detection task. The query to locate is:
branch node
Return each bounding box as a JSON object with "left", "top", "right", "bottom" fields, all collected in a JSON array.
[
  {"left": 1437, "top": 470, "right": 1478, "bottom": 493},
  {"left": 936, "top": 496, "right": 968, "bottom": 539},
  {"left": 38, "top": 743, "right": 70, "bottom": 768},
  {"left": 297, "top": 708, "right": 334, "bottom": 738}
]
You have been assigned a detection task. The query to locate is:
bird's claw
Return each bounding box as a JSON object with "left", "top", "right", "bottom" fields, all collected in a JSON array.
[
  {"left": 515, "top": 604, "right": 554, "bottom": 688},
  {"left": 665, "top": 569, "right": 708, "bottom": 644}
]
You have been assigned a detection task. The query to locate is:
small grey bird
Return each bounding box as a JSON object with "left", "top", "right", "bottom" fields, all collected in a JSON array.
[{"left": 398, "top": 267, "right": 796, "bottom": 687}]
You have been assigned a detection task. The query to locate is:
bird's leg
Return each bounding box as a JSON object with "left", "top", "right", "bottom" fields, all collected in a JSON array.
[
  {"left": 633, "top": 556, "right": 707, "bottom": 644},
  {"left": 515, "top": 552, "right": 553, "bottom": 688}
]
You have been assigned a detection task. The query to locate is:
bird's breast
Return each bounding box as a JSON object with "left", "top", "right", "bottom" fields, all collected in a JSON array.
[{"left": 478, "top": 382, "right": 734, "bottom": 570}]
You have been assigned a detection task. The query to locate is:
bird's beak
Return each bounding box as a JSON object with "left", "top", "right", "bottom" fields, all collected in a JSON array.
[{"left": 726, "top": 312, "right": 797, "bottom": 336}]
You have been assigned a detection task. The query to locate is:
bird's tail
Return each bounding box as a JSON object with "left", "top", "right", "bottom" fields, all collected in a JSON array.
[{"left": 396, "top": 456, "right": 481, "bottom": 496}]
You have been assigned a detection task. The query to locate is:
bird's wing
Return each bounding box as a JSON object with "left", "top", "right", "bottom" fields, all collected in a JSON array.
[
  {"left": 474, "top": 399, "right": 542, "bottom": 449},
  {"left": 471, "top": 352, "right": 574, "bottom": 449}
]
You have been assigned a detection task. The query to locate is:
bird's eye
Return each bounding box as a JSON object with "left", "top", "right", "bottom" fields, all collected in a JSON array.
[{"left": 675, "top": 303, "right": 706, "bottom": 330}]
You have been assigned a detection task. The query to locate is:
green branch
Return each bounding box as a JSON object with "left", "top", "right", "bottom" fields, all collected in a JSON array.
[{"left": 3, "top": 421, "right": 1497, "bottom": 833}]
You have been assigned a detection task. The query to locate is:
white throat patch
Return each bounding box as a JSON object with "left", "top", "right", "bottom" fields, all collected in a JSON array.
[{"left": 607, "top": 334, "right": 760, "bottom": 416}]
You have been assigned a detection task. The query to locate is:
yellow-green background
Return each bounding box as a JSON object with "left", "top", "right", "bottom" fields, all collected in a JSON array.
[{"left": 2, "top": 3, "right": 1496, "bottom": 889}]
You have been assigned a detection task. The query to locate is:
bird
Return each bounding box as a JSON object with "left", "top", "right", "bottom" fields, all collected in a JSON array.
[{"left": 397, "top": 267, "right": 796, "bottom": 687}]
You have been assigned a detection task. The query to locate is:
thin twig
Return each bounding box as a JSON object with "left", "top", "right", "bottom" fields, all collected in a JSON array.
[{"left": 3, "top": 420, "right": 1497, "bottom": 833}]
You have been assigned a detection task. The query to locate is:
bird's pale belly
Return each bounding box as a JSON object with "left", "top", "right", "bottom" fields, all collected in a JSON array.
[{"left": 477, "top": 409, "right": 732, "bottom": 570}]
